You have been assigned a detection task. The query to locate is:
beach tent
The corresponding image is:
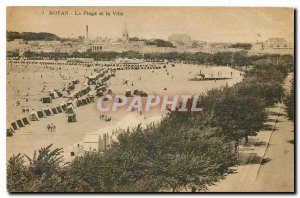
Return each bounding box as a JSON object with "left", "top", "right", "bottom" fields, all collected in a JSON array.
[
  {"left": 56, "top": 91, "right": 63, "bottom": 97},
  {"left": 72, "top": 79, "right": 80, "bottom": 85},
  {"left": 88, "top": 95, "right": 95, "bottom": 102},
  {"left": 139, "top": 91, "right": 148, "bottom": 97},
  {"left": 68, "top": 84, "right": 75, "bottom": 91},
  {"left": 28, "top": 111, "right": 39, "bottom": 121},
  {"left": 11, "top": 122, "right": 19, "bottom": 131},
  {"left": 83, "top": 78, "right": 89, "bottom": 86},
  {"left": 16, "top": 119, "right": 25, "bottom": 128},
  {"left": 86, "top": 76, "right": 97, "bottom": 85},
  {"left": 49, "top": 90, "right": 59, "bottom": 99},
  {"left": 86, "top": 86, "right": 92, "bottom": 93},
  {"left": 41, "top": 96, "right": 52, "bottom": 103},
  {"left": 22, "top": 117, "right": 30, "bottom": 125},
  {"left": 80, "top": 86, "right": 91, "bottom": 95},
  {"left": 86, "top": 97, "right": 91, "bottom": 103},
  {"left": 37, "top": 110, "right": 46, "bottom": 118},
  {"left": 133, "top": 89, "right": 139, "bottom": 95},
  {"left": 43, "top": 108, "right": 53, "bottom": 116},
  {"left": 95, "top": 87, "right": 102, "bottom": 93},
  {"left": 65, "top": 105, "right": 75, "bottom": 114},
  {"left": 66, "top": 100, "right": 72, "bottom": 106},
  {"left": 56, "top": 106, "right": 63, "bottom": 113},
  {"left": 107, "top": 89, "right": 113, "bottom": 95},
  {"left": 67, "top": 99, "right": 77, "bottom": 108},
  {"left": 67, "top": 113, "right": 76, "bottom": 122},
  {"left": 82, "top": 99, "right": 88, "bottom": 105},
  {"left": 76, "top": 100, "right": 83, "bottom": 107},
  {"left": 96, "top": 91, "right": 104, "bottom": 97},
  {"left": 7, "top": 127, "right": 14, "bottom": 136},
  {"left": 101, "top": 87, "right": 107, "bottom": 92},
  {"left": 61, "top": 103, "right": 67, "bottom": 111},
  {"left": 125, "top": 90, "right": 132, "bottom": 97},
  {"left": 51, "top": 107, "right": 58, "bottom": 114}
]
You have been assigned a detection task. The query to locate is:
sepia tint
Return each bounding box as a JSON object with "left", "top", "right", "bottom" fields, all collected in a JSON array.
[{"left": 6, "top": 7, "right": 294, "bottom": 192}]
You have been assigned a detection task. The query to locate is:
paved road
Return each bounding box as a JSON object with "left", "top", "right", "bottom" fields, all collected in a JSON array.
[
  {"left": 253, "top": 73, "right": 294, "bottom": 192},
  {"left": 208, "top": 73, "right": 294, "bottom": 192},
  {"left": 253, "top": 106, "right": 294, "bottom": 192}
]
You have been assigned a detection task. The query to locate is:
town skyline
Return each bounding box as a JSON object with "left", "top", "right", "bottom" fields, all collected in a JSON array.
[{"left": 7, "top": 7, "right": 294, "bottom": 43}]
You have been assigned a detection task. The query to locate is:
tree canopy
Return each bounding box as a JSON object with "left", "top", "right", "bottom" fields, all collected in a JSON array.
[{"left": 7, "top": 31, "right": 60, "bottom": 42}]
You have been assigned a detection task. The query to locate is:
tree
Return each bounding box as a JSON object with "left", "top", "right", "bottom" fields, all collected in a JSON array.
[
  {"left": 7, "top": 145, "right": 65, "bottom": 192},
  {"left": 230, "top": 43, "right": 252, "bottom": 50},
  {"left": 285, "top": 80, "right": 295, "bottom": 122},
  {"left": 146, "top": 39, "right": 175, "bottom": 48},
  {"left": 204, "top": 84, "right": 267, "bottom": 144},
  {"left": 7, "top": 31, "right": 60, "bottom": 41},
  {"left": 7, "top": 154, "right": 27, "bottom": 192}
]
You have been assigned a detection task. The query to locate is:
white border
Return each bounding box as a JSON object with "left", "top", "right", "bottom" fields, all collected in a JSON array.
[{"left": 1, "top": 0, "right": 298, "bottom": 197}]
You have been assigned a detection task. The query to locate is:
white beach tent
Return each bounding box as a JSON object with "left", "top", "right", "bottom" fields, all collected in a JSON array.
[
  {"left": 67, "top": 99, "right": 77, "bottom": 108},
  {"left": 28, "top": 111, "right": 39, "bottom": 121},
  {"left": 65, "top": 105, "right": 75, "bottom": 114},
  {"left": 49, "top": 90, "right": 59, "bottom": 99}
]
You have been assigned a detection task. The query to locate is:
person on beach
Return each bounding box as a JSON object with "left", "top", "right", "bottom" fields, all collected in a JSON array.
[
  {"left": 47, "top": 124, "right": 52, "bottom": 132},
  {"left": 51, "top": 123, "right": 56, "bottom": 132}
]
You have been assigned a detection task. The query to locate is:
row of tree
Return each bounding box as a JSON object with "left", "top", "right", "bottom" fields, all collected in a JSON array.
[
  {"left": 229, "top": 43, "right": 253, "bottom": 50},
  {"left": 7, "top": 53, "right": 293, "bottom": 192},
  {"left": 7, "top": 31, "right": 60, "bottom": 42},
  {"left": 285, "top": 79, "right": 295, "bottom": 122},
  {"left": 21, "top": 50, "right": 293, "bottom": 68},
  {"left": 145, "top": 39, "right": 175, "bottom": 48}
]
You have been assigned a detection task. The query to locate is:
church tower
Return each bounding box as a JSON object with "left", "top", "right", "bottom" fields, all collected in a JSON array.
[{"left": 122, "top": 23, "right": 129, "bottom": 43}]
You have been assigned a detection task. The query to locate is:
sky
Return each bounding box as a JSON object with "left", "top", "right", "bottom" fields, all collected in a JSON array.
[{"left": 7, "top": 7, "right": 294, "bottom": 43}]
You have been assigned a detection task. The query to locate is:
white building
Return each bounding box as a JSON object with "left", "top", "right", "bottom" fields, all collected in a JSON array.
[
  {"left": 263, "top": 38, "right": 292, "bottom": 49},
  {"left": 83, "top": 134, "right": 101, "bottom": 152},
  {"left": 168, "top": 34, "right": 192, "bottom": 47},
  {"left": 91, "top": 43, "right": 103, "bottom": 52}
]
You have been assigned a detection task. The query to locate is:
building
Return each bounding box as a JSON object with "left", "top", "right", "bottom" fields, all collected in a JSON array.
[
  {"left": 206, "top": 42, "right": 231, "bottom": 50},
  {"left": 263, "top": 38, "right": 292, "bottom": 49},
  {"left": 91, "top": 43, "right": 103, "bottom": 52},
  {"left": 75, "top": 44, "right": 90, "bottom": 53},
  {"left": 122, "top": 24, "right": 129, "bottom": 43},
  {"left": 168, "top": 34, "right": 192, "bottom": 47},
  {"left": 7, "top": 39, "right": 29, "bottom": 56},
  {"left": 83, "top": 134, "right": 101, "bottom": 152},
  {"left": 83, "top": 132, "right": 112, "bottom": 152},
  {"left": 249, "top": 38, "right": 293, "bottom": 55},
  {"left": 78, "top": 36, "right": 85, "bottom": 44},
  {"left": 58, "top": 44, "right": 76, "bottom": 54},
  {"left": 251, "top": 42, "right": 264, "bottom": 51}
]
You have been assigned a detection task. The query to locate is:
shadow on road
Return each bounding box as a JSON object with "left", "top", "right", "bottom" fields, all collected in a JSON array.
[
  {"left": 263, "top": 124, "right": 277, "bottom": 131},
  {"left": 238, "top": 153, "right": 272, "bottom": 166}
]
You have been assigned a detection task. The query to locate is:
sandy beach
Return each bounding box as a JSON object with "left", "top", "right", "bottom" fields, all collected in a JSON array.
[{"left": 6, "top": 61, "right": 243, "bottom": 160}]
